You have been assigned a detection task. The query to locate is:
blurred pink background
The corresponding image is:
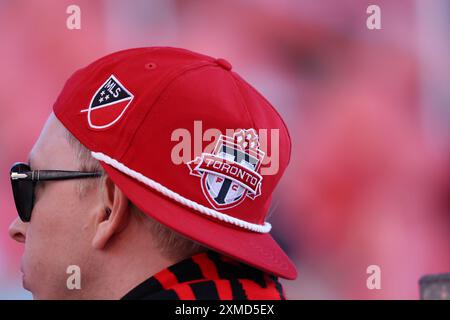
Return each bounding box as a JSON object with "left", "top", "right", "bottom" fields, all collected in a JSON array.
[{"left": 0, "top": 0, "right": 449, "bottom": 299}]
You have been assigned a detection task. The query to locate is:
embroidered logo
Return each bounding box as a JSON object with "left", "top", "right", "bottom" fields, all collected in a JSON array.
[
  {"left": 187, "top": 129, "right": 265, "bottom": 210},
  {"left": 80, "top": 75, "right": 134, "bottom": 129}
]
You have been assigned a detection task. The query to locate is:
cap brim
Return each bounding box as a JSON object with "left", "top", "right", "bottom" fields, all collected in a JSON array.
[{"left": 100, "top": 161, "right": 298, "bottom": 280}]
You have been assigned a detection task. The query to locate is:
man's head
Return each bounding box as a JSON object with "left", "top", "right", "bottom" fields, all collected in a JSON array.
[
  {"left": 9, "top": 112, "right": 205, "bottom": 299},
  {"left": 9, "top": 47, "right": 296, "bottom": 300}
]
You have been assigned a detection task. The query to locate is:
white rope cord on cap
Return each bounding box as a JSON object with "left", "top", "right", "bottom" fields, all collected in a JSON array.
[{"left": 91, "top": 151, "right": 272, "bottom": 233}]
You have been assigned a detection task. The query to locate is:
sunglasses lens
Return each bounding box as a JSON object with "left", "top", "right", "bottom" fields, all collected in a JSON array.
[{"left": 10, "top": 163, "right": 34, "bottom": 222}]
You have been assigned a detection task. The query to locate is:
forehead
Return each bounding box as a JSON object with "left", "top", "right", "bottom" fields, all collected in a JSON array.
[{"left": 28, "top": 113, "right": 78, "bottom": 170}]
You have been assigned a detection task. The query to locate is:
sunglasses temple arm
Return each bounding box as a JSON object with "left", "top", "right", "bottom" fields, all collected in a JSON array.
[
  {"left": 41, "top": 171, "right": 103, "bottom": 180},
  {"left": 11, "top": 171, "right": 102, "bottom": 181}
]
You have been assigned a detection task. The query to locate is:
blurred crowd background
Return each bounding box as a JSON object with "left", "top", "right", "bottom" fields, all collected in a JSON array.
[{"left": 0, "top": 0, "right": 449, "bottom": 299}]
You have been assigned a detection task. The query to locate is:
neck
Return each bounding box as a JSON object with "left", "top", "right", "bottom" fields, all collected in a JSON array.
[{"left": 81, "top": 221, "right": 176, "bottom": 299}]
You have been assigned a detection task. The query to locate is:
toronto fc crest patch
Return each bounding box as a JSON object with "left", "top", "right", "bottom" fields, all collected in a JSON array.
[{"left": 187, "top": 129, "right": 265, "bottom": 210}]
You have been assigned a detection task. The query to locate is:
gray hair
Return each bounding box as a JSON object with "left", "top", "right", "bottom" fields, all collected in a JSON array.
[{"left": 63, "top": 127, "right": 206, "bottom": 261}]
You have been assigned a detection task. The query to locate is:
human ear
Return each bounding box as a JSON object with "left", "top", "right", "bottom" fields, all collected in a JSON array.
[{"left": 92, "top": 175, "right": 130, "bottom": 249}]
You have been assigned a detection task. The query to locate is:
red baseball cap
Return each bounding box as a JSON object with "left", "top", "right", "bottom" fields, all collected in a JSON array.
[{"left": 53, "top": 47, "right": 297, "bottom": 280}]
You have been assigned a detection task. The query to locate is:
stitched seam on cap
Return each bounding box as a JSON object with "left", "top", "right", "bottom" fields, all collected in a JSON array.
[
  {"left": 119, "top": 61, "right": 214, "bottom": 160},
  {"left": 232, "top": 73, "right": 292, "bottom": 165},
  {"left": 228, "top": 72, "right": 257, "bottom": 131}
]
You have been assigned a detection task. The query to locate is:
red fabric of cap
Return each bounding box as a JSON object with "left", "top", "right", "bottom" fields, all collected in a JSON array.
[{"left": 53, "top": 47, "right": 297, "bottom": 280}]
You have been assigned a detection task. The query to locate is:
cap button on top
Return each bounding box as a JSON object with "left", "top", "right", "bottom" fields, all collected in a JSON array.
[{"left": 215, "top": 58, "right": 232, "bottom": 71}]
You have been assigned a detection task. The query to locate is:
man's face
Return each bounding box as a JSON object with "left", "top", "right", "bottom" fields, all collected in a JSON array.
[{"left": 9, "top": 113, "right": 100, "bottom": 299}]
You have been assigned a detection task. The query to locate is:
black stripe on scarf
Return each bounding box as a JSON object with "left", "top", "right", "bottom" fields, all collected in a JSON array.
[
  {"left": 189, "top": 281, "right": 220, "bottom": 300},
  {"left": 168, "top": 257, "right": 204, "bottom": 283}
]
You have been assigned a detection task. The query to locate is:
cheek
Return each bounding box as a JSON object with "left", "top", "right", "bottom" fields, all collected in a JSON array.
[{"left": 23, "top": 183, "right": 93, "bottom": 293}]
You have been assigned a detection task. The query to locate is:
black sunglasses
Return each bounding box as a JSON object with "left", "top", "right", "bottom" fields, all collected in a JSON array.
[{"left": 10, "top": 162, "right": 103, "bottom": 222}]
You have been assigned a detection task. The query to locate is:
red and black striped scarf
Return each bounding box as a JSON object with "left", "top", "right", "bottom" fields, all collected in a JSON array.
[{"left": 121, "top": 251, "right": 286, "bottom": 300}]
